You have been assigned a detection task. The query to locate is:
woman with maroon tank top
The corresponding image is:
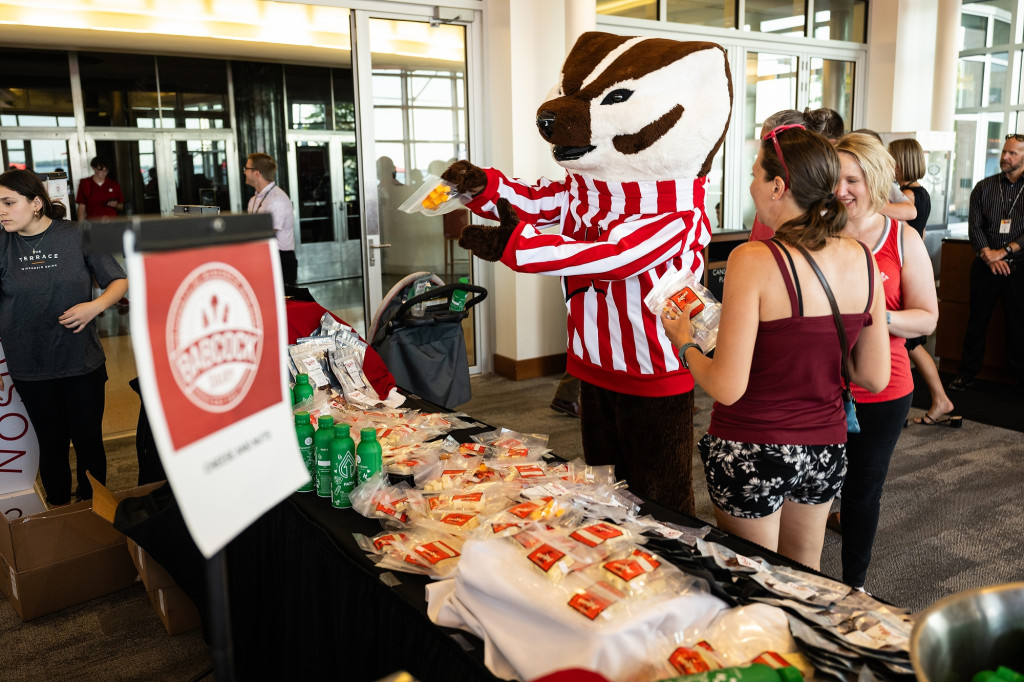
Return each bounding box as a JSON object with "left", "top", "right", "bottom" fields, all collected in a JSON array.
[
  {"left": 832, "top": 133, "right": 939, "bottom": 590},
  {"left": 661, "top": 126, "right": 891, "bottom": 571}
]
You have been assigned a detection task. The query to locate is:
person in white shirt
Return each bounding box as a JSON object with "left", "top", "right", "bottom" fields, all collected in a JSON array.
[{"left": 244, "top": 153, "right": 296, "bottom": 285}]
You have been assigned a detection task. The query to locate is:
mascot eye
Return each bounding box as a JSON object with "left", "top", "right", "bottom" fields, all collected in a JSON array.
[{"left": 600, "top": 89, "right": 633, "bottom": 105}]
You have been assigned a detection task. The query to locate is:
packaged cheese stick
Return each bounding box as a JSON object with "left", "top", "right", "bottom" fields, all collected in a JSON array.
[
  {"left": 386, "top": 530, "right": 465, "bottom": 578},
  {"left": 348, "top": 474, "right": 426, "bottom": 526}
]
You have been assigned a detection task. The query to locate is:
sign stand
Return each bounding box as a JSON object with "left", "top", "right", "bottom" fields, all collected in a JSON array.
[{"left": 85, "top": 214, "right": 282, "bottom": 682}]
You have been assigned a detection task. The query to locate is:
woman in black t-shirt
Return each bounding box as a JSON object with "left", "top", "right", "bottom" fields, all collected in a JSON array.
[
  {"left": 888, "top": 139, "right": 958, "bottom": 428},
  {"left": 0, "top": 169, "right": 128, "bottom": 505}
]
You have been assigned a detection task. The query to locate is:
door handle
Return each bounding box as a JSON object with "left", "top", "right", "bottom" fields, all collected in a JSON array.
[{"left": 368, "top": 241, "right": 390, "bottom": 266}]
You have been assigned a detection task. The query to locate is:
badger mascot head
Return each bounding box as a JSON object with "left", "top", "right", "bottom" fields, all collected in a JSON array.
[{"left": 536, "top": 32, "right": 732, "bottom": 181}]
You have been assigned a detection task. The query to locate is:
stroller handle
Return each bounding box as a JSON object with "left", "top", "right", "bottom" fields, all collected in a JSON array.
[{"left": 392, "top": 282, "right": 488, "bottom": 321}]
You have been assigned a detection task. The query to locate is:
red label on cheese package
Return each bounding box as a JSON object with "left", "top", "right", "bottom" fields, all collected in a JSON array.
[
  {"left": 528, "top": 544, "right": 565, "bottom": 572},
  {"left": 669, "top": 286, "right": 705, "bottom": 318},
  {"left": 568, "top": 589, "right": 614, "bottom": 620},
  {"left": 414, "top": 541, "right": 460, "bottom": 565}
]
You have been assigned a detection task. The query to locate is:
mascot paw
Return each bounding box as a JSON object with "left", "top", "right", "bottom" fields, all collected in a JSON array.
[
  {"left": 458, "top": 200, "right": 518, "bottom": 262},
  {"left": 441, "top": 160, "right": 487, "bottom": 195}
]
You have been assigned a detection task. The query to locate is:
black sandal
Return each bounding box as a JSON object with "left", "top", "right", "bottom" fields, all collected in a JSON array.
[{"left": 912, "top": 413, "right": 963, "bottom": 428}]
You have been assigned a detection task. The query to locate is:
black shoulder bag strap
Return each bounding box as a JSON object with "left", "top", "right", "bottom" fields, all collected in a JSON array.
[{"left": 791, "top": 243, "right": 860, "bottom": 432}]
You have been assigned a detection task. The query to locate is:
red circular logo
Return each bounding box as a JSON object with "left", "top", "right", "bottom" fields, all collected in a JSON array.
[{"left": 166, "top": 262, "right": 263, "bottom": 413}]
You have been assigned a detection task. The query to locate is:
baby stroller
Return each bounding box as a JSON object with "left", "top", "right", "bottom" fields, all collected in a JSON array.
[{"left": 368, "top": 272, "right": 487, "bottom": 409}]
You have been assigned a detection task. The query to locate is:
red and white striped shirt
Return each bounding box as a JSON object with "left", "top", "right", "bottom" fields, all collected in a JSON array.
[{"left": 466, "top": 168, "right": 711, "bottom": 397}]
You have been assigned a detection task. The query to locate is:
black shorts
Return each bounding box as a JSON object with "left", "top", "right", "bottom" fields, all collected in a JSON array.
[{"left": 698, "top": 433, "right": 847, "bottom": 519}]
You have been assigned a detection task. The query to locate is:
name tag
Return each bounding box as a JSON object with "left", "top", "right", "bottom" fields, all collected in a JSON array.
[{"left": 1000, "top": 219, "right": 1012, "bottom": 234}]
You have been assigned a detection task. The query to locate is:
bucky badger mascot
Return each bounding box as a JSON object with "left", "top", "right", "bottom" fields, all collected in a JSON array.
[{"left": 445, "top": 32, "right": 732, "bottom": 514}]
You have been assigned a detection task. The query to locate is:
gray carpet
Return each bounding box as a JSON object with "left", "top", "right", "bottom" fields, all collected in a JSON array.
[{"left": 1, "top": 373, "right": 1020, "bottom": 678}]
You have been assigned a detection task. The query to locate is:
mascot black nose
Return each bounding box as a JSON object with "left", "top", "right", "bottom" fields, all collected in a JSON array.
[{"left": 537, "top": 110, "right": 556, "bottom": 140}]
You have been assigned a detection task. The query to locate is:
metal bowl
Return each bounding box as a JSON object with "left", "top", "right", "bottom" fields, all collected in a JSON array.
[{"left": 911, "top": 582, "right": 1024, "bottom": 682}]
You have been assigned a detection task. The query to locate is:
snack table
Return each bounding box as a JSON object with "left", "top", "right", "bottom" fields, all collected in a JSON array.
[{"left": 222, "top": 400, "right": 817, "bottom": 681}]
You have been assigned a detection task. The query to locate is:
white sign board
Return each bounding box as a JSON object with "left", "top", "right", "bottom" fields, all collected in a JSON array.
[
  {"left": 0, "top": 343, "right": 41, "bottom": 495},
  {"left": 124, "top": 232, "right": 308, "bottom": 558}
]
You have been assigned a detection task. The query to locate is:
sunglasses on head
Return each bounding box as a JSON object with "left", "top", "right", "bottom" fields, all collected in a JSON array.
[
  {"left": 1006, "top": 134, "right": 1024, "bottom": 141},
  {"left": 763, "top": 123, "right": 807, "bottom": 189}
]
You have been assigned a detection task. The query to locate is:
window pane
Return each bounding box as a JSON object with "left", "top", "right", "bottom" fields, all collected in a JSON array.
[
  {"left": 988, "top": 52, "right": 1009, "bottom": 105},
  {"left": 742, "top": 52, "right": 798, "bottom": 229},
  {"left": 376, "top": 142, "right": 407, "bottom": 183},
  {"left": 0, "top": 51, "right": 74, "bottom": 127},
  {"left": 79, "top": 51, "right": 159, "bottom": 127},
  {"left": 960, "top": 13, "right": 987, "bottom": 50},
  {"left": 410, "top": 108, "right": 455, "bottom": 141},
  {"left": 333, "top": 68, "right": 356, "bottom": 132},
  {"left": 597, "top": 0, "right": 658, "bottom": 20},
  {"left": 373, "top": 73, "right": 403, "bottom": 106},
  {"left": 812, "top": 0, "right": 866, "bottom": 42},
  {"left": 808, "top": 58, "right": 855, "bottom": 128},
  {"left": 0, "top": 138, "right": 70, "bottom": 174},
  {"left": 173, "top": 139, "right": 229, "bottom": 211},
  {"left": 950, "top": 118, "right": 976, "bottom": 221},
  {"left": 744, "top": 0, "right": 806, "bottom": 36},
  {"left": 957, "top": 57, "right": 985, "bottom": 108},
  {"left": 286, "top": 65, "right": 330, "bottom": 130},
  {"left": 409, "top": 75, "right": 453, "bottom": 107},
  {"left": 666, "top": 1, "right": 735, "bottom": 28},
  {"left": 374, "top": 108, "right": 405, "bottom": 139},
  {"left": 155, "top": 56, "right": 227, "bottom": 129}
]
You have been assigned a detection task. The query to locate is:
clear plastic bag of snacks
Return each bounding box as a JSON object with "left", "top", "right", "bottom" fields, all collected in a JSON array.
[
  {"left": 375, "top": 530, "right": 465, "bottom": 578},
  {"left": 507, "top": 523, "right": 605, "bottom": 583},
  {"left": 348, "top": 474, "right": 426, "bottom": 527},
  {"left": 385, "top": 451, "right": 443, "bottom": 488},
  {"left": 645, "top": 267, "right": 722, "bottom": 352},
  {"left": 354, "top": 530, "right": 409, "bottom": 556},
  {"left": 566, "top": 520, "right": 641, "bottom": 553},
  {"left": 560, "top": 558, "right": 707, "bottom": 624},
  {"left": 561, "top": 459, "right": 619, "bottom": 487},
  {"left": 398, "top": 174, "right": 474, "bottom": 217},
  {"left": 421, "top": 457, "right": 483, "bottom": 491},
  {"left": 329, "top": 341, "right": 380, "bottom": 408},
  {"left": 475, "top": 496, "right": 583, "bottom": 539}
]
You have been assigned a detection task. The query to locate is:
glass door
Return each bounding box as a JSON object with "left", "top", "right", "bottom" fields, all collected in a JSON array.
[
  {"left": 356, "top": 14, "right": 477, "bottom": 363},
  {"left": 287, "top": 134, "right": 365, "bottom": 327}
]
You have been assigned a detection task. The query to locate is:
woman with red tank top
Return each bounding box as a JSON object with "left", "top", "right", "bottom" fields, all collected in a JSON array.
[
  {"left": 661, "top": 126, "right": 890, "bottom": 571},
  {"left": 832, "top": 133, "right": 939, "bottom": 590}
]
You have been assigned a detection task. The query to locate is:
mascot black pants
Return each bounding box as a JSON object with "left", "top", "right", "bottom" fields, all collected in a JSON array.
[{"left": 580, "top": 382, "right": 695, "bottom": 515}]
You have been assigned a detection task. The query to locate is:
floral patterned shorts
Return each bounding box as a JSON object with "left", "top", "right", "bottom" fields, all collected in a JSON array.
[{"left": 698, "top": 433, "right": 847, "bottom": 519}]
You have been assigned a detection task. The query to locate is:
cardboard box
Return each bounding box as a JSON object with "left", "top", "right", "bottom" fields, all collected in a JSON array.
[
  {"left": 147, "top": 585, "right": 202, "bottom": 635},
  {"left": 0, "top": 483, "right": 162, "bottom": 621},
  {"left": 126, "top": 536, "right": 202, "bottom": 634}
]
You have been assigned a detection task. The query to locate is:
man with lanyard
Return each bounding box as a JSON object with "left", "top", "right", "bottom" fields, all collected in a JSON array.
[
  {"left": 949, "top": 133, "right": 1024, "bottom": 392},
  {"left": 244, "top": 152, "right": 297, "bottom": 285}
]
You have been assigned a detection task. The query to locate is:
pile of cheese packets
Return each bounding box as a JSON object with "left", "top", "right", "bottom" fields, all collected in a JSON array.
[{"left": 342, "top": 405, "right": 914, "bottom": 681}]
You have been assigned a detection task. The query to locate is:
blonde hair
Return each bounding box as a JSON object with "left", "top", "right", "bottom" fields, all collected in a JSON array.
[
  {"left": 835, "top": 132, "right": 894, "bottom": 213},
  {"left": 888, "top": 138, "right": 926, "bottom": 183}
]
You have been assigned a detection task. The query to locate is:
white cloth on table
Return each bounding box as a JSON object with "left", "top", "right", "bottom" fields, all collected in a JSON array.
[{"left": 425, "top": 537, "right": 728, "bottom": 681}]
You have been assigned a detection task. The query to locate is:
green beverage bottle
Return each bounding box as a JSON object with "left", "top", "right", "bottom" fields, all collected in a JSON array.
[
  {"left": 292, "top": 373, "right": 313, "bottom": 405},
  {"left": 294, "top": 412, "right": 315, "bottom": 493},
  {"left": 356, "top": 427, "right": 383, "bottom": 483},
  {"left": 662, "top": 663, "right": 803, "bottom": 682},
  {"left": 449, "top": 276, "right": 470, "bottom": 311},
  {"left": 314, "top": 415, "right": 335, "bottom": 497},
  {"left": 330, "top": 424, "right": 357, "bottom": 509}
]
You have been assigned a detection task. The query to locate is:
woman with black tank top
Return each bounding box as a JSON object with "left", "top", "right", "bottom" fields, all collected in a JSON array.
[
  {"left": 660, "top": 126, "right": 891, "bottom": 571},
  {"left": 889, "top": 138, "right": 958, "bottom": 427}
]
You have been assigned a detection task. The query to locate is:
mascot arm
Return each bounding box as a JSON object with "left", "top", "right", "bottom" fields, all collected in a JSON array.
[
  {"left": 500, "top": 212, "right": 709, "bottom": 281},
  {"left": 462, "top": 168, "right": 567, "bottom": 227}
]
